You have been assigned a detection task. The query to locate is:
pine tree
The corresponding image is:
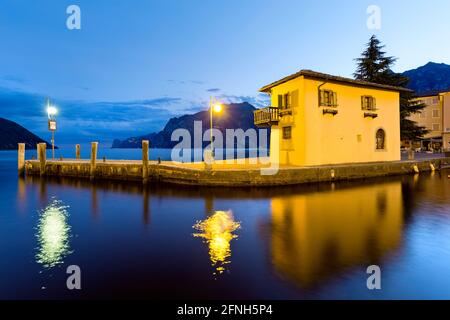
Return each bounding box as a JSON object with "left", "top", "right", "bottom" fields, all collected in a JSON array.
[{"left": 354, "top": 35, "right": 428, "bottom": 142}]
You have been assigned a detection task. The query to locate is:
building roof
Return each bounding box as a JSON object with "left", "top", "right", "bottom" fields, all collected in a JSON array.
[
  {"left": 259, "top": 69, "right": 414, "bottom": 93},
  {"left": 415, "top": 90, "right": 450, "bottom": 98}
]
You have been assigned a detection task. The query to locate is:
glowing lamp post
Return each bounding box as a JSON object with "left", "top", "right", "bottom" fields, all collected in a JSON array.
[
  {"left": 209, "top": 97, "right": 223, "bottom": 157},
  {"left": 46, "top": 99, "right": 58, "bottom": 160}
]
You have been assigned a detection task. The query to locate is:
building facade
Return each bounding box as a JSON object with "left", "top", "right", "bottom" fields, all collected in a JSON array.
[
  {"left": 408, "top": 92, "right": 450, "bottom": 151},
  {"left": 254, "top": 70, "right": 407, "bottom": 166}
]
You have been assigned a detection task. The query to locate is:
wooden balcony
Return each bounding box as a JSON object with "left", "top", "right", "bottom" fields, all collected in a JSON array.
[{"left": 254, "top": 107, "right": 279, "bottom": 127}]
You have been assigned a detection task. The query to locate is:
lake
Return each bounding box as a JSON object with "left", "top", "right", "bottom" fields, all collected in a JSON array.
[{"left": 1, "top": 147, "right": 450, "bottom": 299}]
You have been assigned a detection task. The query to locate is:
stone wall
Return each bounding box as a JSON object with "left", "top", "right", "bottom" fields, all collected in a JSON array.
[{"left": 24, "top": 158, "right": 450, "bottom": 187}]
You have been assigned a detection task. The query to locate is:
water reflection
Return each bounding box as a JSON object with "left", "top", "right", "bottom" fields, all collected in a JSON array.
[
  {"left": 193, "top": 211, "right": 241, "bottom": 276},
  {"left": 36, "top": 199, "right": 72, "bottom": 268},
  {"left": 269, "top": 181, "right": 404, "bottom": 288}
]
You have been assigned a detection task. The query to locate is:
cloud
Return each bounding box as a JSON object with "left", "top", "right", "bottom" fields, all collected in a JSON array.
[
  {"left": 166, "top": 80, "right": 205, "bottom": 85},
  {"left": 0, "top": 86, "right": 178, "bottom": 144},
  {"left": 0, "top": 86, "right": 269, "bottom": 144},
  {"left": 0, "top": 75, "right": 27, "bottom": 85},
  {"left": 216, "top": 93, "right": 270, "bottom": 108}
]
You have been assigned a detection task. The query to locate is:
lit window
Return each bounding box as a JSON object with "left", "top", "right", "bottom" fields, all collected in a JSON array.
[
  {"left": 319, "top": 90, "right": 337, "bottom": 107},
  {"left": 361, "top": 96, "right": 377, "bottom": 111},
  {"left": 376, "top": 129, "right": 386, "bottom": 150},
  {"left": 432, "top": 110, "right": 440, "bottom": 118},
  {"left": 282, "top": 126, "right": 292, "bottom": 140}
]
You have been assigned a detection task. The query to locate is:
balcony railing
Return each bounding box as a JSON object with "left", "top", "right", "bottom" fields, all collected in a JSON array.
[
  {"left": 254, "top": 107, "right": 280, "bottom": 127},
  {"left": 362, "top": 105, "right": 378, "bottom": 111}
]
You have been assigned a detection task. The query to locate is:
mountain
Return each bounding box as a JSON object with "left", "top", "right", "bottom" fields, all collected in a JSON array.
[
  {"left": 0, "top": 117, "right": 52, "bottom": 150},
  {"left": 402, "top": 62, "right": 450, "bottom": 95},
  {"left": 112, "top": 102, "right": 263, "bottom": 148}
]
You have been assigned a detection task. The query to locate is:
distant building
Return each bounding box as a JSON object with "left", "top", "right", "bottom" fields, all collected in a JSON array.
[
  {"left": 254, "top": 70, "right": 409, "bottom": 166},
  {"left": 408, "top": 91, "right": 450, "bottom": 151}
]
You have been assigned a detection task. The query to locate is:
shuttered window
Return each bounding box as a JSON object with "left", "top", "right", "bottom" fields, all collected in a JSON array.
[
  {"left": 361, "top": 96, "right": 376, "bottom": 111},
  {"left": 284, "top": 93, "right": 291, "bottom": 109},
  {"left": 319, "top": 90, "right": 337, "bottom": 107}
]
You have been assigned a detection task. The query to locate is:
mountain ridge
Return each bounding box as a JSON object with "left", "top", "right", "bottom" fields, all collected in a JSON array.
[
  {"left": 402, "top": 61, "right": 450, "bottom": 95},
  {"left": 0, "top": 117, "right": 52, "bottom": 150},
  {"left": 112, "top": 102, "right": 262, "bottom": 149}
]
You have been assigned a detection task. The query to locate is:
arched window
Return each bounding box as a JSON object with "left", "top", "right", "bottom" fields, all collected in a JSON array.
[{"left": 376, "top": 129, "right": 386, "bottom": 150}]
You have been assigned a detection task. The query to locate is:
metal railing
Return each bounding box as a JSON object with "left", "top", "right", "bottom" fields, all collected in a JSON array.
[{"left": 254, "top": 107, "right": 280, "bottom": 126}]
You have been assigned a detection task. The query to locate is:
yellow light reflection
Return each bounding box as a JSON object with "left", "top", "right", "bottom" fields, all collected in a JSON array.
[
  {"left": 193, "top": 210, "right": 240, "bottom": 275},
  {"left": 36, "top": 199, "right": 71, "bottom": 268}
]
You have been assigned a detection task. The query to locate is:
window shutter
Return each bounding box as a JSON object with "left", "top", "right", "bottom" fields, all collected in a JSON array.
[
  {"left": 319, "top": 90, "right": 324, "bottom": 106},
  {"left": 361, "top": 96, "right": 365, "bottom": 109},
  {"left": 373, "top": 97, "right": 376, "bottom": 110},
  {"left": 278, "top": 95, "right": 283, "bottom": 108},
  {"left": 333, "top": 92, "right": 337, "bottom": 106},
  {"left": 287, "top": 93, "right": 291, "bottom": 108}
]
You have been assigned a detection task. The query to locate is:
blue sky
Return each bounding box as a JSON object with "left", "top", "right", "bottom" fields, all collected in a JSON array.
[{"left": 1, "top": 0, "right": 449, "bottom": 144}]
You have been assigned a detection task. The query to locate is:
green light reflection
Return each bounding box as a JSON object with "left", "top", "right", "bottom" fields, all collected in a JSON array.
[{"left": 36, "top": 199, "right": 72, "bottom": 268}]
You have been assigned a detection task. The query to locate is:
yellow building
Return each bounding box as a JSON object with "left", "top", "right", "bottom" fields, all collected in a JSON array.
[
  {"left": 254, "top": 70, "right": 409, "bottom": 166},
  {"left": 408, "top": 91, "right": 450, "bottom": 151}
]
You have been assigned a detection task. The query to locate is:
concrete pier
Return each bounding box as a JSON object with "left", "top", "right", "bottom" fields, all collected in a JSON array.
[{"left": 19, "top": 144, "right": 450, "bottom": 187}]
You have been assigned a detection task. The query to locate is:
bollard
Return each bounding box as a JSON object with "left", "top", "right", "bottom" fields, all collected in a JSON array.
[
  {"left": 142, "top": 140, "right": 149, "bottom": 182},
  {"left": 18, "top": 143, "right": 25, "bottom": 176},
  {"left": 204, "top": 149, "right": 213, "bottom": 171},
  {"left": 38, "top": 143, "right": 47, "bottom": 175},
  {"left": 76, "top": 144, "right": 81, "bottom": 160},
  {"left": 90, "top": 142, "right": 98, "bottom": 179}
]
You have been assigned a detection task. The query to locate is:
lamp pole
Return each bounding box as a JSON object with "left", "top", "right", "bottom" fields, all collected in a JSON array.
[
  {"left": 210, "top": 97, "right": 214, "bottom": 155},
  {"left": 46, "top": 98, "right": 57, "bottom": 160},
  {"left": 208, "top": 97, "right": 223, "bottom": 159}
]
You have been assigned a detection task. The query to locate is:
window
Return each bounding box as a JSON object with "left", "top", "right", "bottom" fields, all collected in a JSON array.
[
  {"left": 432, "top": 109, "right": 440, "bottom": 118},
  {"left": 361, "top": 96, "right": 377, "bottom": 111},
  {"left": 432, "top": 97, "right": 439, "bottom": 105},
  {"left": 278, "top": 93, "right": 291, "bottom": 110},
  {"left": 376, "top": 129, "right": 386, "bottom": 150},
  {"left": 319, "top": 89, "right": 337, "bottom": 107},
  {"left": 284, "top": 93, "right": 291, "bottom": 109},
  {"left": 282, "top": 126, "right": 292, "bottom": 139},
  {"left": 432, "top": 123, "right": 441, "bottom": 131}
]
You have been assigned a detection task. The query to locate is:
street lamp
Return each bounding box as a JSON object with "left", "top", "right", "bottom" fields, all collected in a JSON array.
[
  {"left": 209, "top": 97, "right": 223, "bottom": 157},
  {"left": 46, "top": 99, "right": 58, "bottom": 160}
]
